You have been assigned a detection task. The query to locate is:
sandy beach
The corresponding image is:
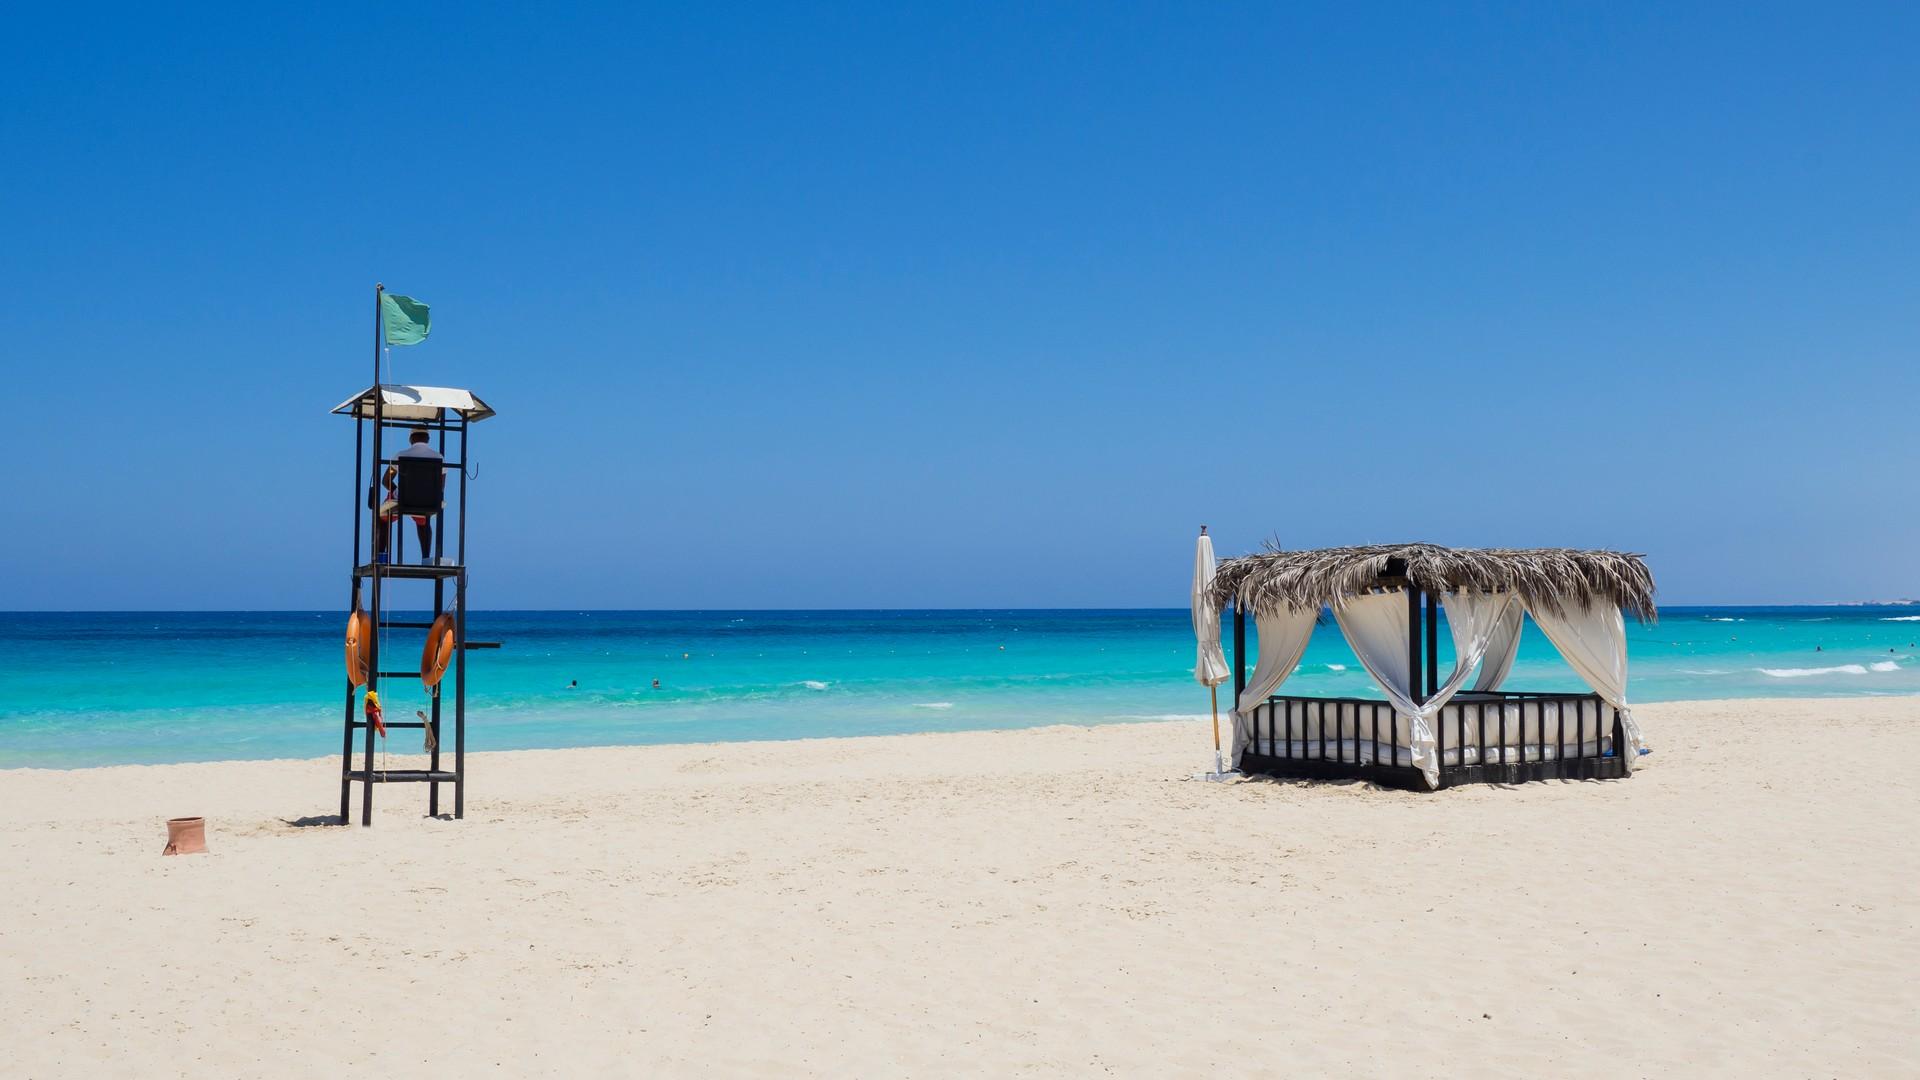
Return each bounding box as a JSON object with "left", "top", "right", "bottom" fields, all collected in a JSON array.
[{"left": 1, "top": 697, "right": 1914, "bottom": 1077}]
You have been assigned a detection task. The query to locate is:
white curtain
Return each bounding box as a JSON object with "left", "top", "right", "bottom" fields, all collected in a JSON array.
[
  {"left": 1472, "top": 601, "right": 1525, "bottom": 692},
  {"left": 1527, "top": 602, "right": 1644, "bottom": 765},
  {"left": 1191, "top": 535, "right": 1230, "bottom": 688},
  {"left": 1228, "top": 605, "right": 1319, "bottom": 766},
  {"left": 1333, "top": 590, "right": 1518, "bottom": 789}
]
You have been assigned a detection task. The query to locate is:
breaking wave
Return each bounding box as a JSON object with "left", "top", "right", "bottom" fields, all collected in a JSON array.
[{"left": 1758, "top": 661, "right": 1900, "bottom": 678}]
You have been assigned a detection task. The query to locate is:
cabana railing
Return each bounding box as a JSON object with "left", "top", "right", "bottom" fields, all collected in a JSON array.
[{"left": 1240, "top": 689, "right": 1630, "bottom": 790}]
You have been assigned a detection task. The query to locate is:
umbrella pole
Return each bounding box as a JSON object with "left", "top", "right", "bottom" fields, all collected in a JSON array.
[{"left": 1210, "top": 685, "right": 1225, "bottom": 776}]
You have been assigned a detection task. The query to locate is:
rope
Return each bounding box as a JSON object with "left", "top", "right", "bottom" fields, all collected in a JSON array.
[{"left": 375, "top": 512, "right": 389, "bottom": 781}]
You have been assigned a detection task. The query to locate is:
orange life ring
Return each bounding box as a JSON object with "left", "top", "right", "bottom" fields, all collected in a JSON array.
[
  {"left": 346, "top": 608, "right": 372, "bottom": 687},
  {"left": 421, "top": 611, "right": 457, "bottom": 689}
]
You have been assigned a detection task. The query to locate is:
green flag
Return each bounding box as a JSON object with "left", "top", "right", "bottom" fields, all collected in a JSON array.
[{"left": 381, "top": 293, "right": 431, "bottom": 345}]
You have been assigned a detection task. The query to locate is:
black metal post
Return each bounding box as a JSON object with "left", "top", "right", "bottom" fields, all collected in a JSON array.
[
  {"left": 457, "top": 418, "right": 468, "bottom": 566},
  {"left": 340, "top": 411, "right": 362, "bottom": 823},
  {"left": 1232, "top": 604, "right": 1246, "bottom": 703},
  {"left": 352, "top": 411, "right": 363, "bottom": 569},
  {"left": 1429, "top": 590, "right": 1447, "bottom": 774},
  {"left": 430, "top": 574, "right": 444, "bottom": 817},
  {"left": 1424, "top": 591, "right": 1438, "bottom": 696},
  {"left": 1406, "top": 589, "right": 1423, "bottom": 705},
  {"left": 434, "top": 420, "right": 447, "bottom": 563},
  {"left": 454, "top": 568, "right": 467, "bottom": 820}
]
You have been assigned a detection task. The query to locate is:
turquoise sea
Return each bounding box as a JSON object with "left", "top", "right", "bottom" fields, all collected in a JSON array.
[{"left": 3, "top": 607, "right": 1918, "bottom": 768}]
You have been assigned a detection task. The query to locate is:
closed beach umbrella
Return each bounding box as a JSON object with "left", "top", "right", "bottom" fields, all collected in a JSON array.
[{"left": 1192, "top": 528, "right": 1232, "bottom": 777}]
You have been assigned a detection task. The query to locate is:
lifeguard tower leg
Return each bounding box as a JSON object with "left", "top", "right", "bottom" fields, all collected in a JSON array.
[
  {"left": 454, "top": 569, "right": 467, "bottom": 820},
  {"left": 429, "top": 575, "right": 444, "bottom": 817},
  {"left": 340, "top": 681, "right": 356, "bottom": 822}
]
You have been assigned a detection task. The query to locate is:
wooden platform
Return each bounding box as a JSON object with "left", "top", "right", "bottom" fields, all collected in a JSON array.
[{"left": 353, "top": 562, "right": 464, "bottom": 579}]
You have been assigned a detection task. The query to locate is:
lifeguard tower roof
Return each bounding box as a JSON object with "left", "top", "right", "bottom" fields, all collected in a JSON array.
[{"left": 332, "top": 384, "right": 496, "bottom": 423}]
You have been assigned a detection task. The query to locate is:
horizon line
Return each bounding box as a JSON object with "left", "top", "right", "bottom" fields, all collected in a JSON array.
[{"left": 6, "top": 602, "right": 1916, "bottom": 615}]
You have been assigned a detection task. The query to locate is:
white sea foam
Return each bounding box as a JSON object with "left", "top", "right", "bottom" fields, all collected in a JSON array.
[
  {"left": 1882, "top": 616, "right": 1920, "bottom": 622},
  {"left": 1325, "top": 663, "right": 1347, "bottom": 672},
  {"left": 912, "top": 702, "right": 954, "bottom": 709},
  {"left": 1703, "top": 617, "right": 1744, "bottom": 623},
  {"left": 1679, "top": 669, "right": 1732, "bottom": 676},
  {"left": 799, "top": 680, "right": 830, "bottom": 691},
  {"left": 1758, "top": 662, "right": 1900, "bottom": 678}
]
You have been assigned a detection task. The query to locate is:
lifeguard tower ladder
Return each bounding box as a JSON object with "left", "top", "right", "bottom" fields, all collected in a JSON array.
[{"left": 333, "top": 381, "right": 495, "bottom": 826}]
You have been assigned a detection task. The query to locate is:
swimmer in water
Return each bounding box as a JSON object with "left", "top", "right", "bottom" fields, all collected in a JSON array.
[
  {"left": 652, "top": 678, "right": 661, "bottom": 689},
  {"left": 566, "top": 679, "right": 577, "bottom": 689}
]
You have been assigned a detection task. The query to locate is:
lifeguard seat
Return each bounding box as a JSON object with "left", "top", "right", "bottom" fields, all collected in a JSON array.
[{"left": 394, "top": 456, "right": 445, "bottom": 517}]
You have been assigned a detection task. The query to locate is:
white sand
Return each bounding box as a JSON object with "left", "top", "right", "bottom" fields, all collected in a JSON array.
[{"left": 2, "top": 697, "right": 1915, "bottom": 1077}]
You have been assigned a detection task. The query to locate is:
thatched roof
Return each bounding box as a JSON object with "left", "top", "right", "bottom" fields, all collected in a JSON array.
[{"left": 1210, "top": 543, "right": 1656, "bottom": 623}]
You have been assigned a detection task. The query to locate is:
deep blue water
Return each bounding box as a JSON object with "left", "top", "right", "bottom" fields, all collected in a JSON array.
[{"left": 2, "top": 607, "right": 1917, "bottom": 767}]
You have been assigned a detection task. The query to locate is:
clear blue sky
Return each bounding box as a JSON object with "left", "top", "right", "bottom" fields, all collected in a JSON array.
[{"left": 3, "top": 4, "right": 1914, "bottom": 609}]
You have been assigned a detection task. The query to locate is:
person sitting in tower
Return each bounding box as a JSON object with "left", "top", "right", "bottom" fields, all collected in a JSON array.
[{"left": 376, "top": 427, "right": 445, "bottom": 561}]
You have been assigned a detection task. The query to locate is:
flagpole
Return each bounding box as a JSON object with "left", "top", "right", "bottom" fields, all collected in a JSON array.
[
  {"left": 373, "top": 283, "right": 384, "bottom": 391},
  {"left": 371, "top": 282, "right": 385, "bottom": 564}
]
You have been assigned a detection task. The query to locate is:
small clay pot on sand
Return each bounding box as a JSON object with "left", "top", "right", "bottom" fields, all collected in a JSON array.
[{"left": 163, "top": 817, "right": 207, "bottom": 856}]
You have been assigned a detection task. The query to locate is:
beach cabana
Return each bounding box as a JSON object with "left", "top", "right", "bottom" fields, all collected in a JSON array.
[{"left": 1205, "top": 543, "right": 1654, "bottom": 790}]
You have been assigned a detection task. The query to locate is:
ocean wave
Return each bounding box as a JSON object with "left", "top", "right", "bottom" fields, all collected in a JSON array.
[
  {"left": 1703, "top": 617, "right": 1744, "bottom": 623},
  {"left": 799, "top": 680, "right": 830, "bottom": 691},
  {"left": 1882, "top": 616, "right": 1920, "bottom": 622},
  {"left": 1325, "top": 663, "right": 1347, "bottom": 672},
  {"left": 912, "top": 702, "right": 954, "bottom": 709},
  {"left": 1679, "top": 669, "right": 1732, "bottom": 676},
  {"left": 1758, "top": 662, "right": 1900, "bottom": 678}
]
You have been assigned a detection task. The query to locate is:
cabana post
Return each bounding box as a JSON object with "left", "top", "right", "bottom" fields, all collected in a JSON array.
[
  {"left": 1232, "top": 606, "right": 1246, "bottom": 703},
  {"left": 1212, "top": 542, "right": 1653, "bottom": 791}
]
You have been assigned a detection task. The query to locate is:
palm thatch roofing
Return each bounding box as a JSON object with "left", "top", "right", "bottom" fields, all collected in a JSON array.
[{"left": 1210, "top": 543, "right": 1657, "bottom": 623}]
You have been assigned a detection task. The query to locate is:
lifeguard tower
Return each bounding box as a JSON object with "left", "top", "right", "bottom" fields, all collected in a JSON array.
[{"left": 333, "top": 368, "right": 494, "bottom": 826}]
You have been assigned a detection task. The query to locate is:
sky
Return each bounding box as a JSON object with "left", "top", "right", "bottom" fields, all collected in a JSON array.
[{"left": 2, "top": 3, "right": 1915, "bottom": 610}]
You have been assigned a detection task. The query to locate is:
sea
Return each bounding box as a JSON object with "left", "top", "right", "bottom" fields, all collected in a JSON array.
[{"left": 2, "top": 607, "right": 1917, "bottom": 768}]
